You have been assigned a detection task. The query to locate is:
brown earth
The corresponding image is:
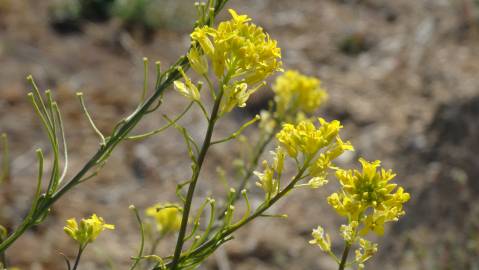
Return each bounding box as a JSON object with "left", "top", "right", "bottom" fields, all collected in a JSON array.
[{"left": 0, "top": 0, "right": 478, "bottom": 269}]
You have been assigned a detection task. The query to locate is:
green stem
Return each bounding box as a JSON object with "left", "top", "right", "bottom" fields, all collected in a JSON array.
[
  {"left": 338, "top": 243, "right": 351, "bottom": 270},
  {"left": 0, "top": 0, "right": 231, "bottom": 257},
  {"left": 170, "top": 89, "right": 224, "bottom": 270},
  {"left": 72, "top": 245, "right": 86, "bottom": 270},
  {"left": 0, "top": 58, "right": 187, "bottom": 254},
  {"left": 0, "top": 245, "right": 6, "bottom": 268},
  {"left": 155, "top": 159, "right": 310, "bottom": 270}
]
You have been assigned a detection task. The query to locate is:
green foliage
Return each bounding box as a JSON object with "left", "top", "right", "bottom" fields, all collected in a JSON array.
[
  {"left": 49, "top": 0, "right": 83, "bottom": 33},
  {"left": 112, "top": 0, "right": 196, "bottom": 32}
]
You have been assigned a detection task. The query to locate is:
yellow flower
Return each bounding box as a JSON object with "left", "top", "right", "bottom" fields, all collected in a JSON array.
[
  {"left": 309, "top": 226, "right": 331, "bottom": 252},
  {"left": 355, "top": 238, "right": 378, "bottom": 263},
  {"left": 174, "top": 67, "right": 201, "bottom": 101},
  {"left": 219, "top": 82, "right": 265, "bottom": 115},
  {"left": 145, "top": 203, "right": 182, "bottom": 235},
  {"left": 63, "top": 214, "right": 114, "bottom": 245},
  {"left": 191, "top": 8, "right": 283, "bottom": 80},
  {"left": 254, "top": 160, "right": 279, "bottom": 199},
  {"left": 339, "top": 221, "right": 358, "bottom": 243},
  {"left": 273, "top": 70, "right": 328, "bottom": 117},
  {"left": 328, "top": 158, "right": 410, "bottom": 235},
  {"left": 276, "top": 118, "right": 342, "bottom": 159},
  {"left": 254, "top": 147, "right": 285, "bottom": 199},
  {"left": 190, "top": 9, "right": 282, "bottom": 113},
  {"left": 187, "top": 46, "right": 208, "bottom": 75}
]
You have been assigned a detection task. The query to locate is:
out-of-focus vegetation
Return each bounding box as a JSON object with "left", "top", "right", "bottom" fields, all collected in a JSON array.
[{"left": 48, "top": 0, "right": 195, "bottom": 37}]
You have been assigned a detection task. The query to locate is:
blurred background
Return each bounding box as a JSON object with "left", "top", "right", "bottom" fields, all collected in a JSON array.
[{"left": 0, "top": 0, "right": 478, "bottom": 269}]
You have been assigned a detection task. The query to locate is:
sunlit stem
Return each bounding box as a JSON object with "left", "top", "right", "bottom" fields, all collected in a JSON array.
[
  {"left": 155, "top": 61, "right": 162, "bottom": 89},
  {"left": 0, "top": 133, "right": 9, "bottom": 183},
  {"left": 52, "top": 102, "right": 69, "bottom": 183},
  {"left": 76, "top": 92, "right": 106, "bottom": 146},
  {"left": 28, "top": 149, "right": 44, "bottom": 219},
  {"left": 129, "top": 205, "right": 145, "bottom": 270},
  {"left": 211, "top": 115, "right": 261, "bottom": 145},
  {"left": 141, "top": 57, "right": 149, "bottom": 104},
  {"left": 190, "top": 198, "right": 216, "bottom": 251},
  {"left": 127, "top": 101, "right": 194, "bottom": 141},
  {"left": 170, "top": 78, "right": 227, "bottom": 270},
  {"left": 27, "top": 75, "right": 52, "bottom": 125},
  {"left": 185, "top": 198, "right": 210, "bottom": 241}
]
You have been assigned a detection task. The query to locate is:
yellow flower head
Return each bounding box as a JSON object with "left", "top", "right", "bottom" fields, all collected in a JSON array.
[
  {"left": 309, "top": 226, "right": 331, "bottom": 252},
  {"left": 273, "top": 70, "right": 328, "bottom": 116},
  {"left": 145, "top": 203, "right": 182, "bottom": 235},
  {"left": 276, "top": 118, "right": 342, "bottom": 159},
  {"left": 63, "top": 214, "right": 114, "bottom": 245},
  {"left": 355, "top": 238, "right": 378, "bottom": 263},
  {"left": 191, "top": 9, "right": 282, "bottom": 84},
  {"left": 328, "top": 158, "right": 410, "bottom": 235},
  {"left": 174, "top": 67, "right": 201, "bottom": 101}
]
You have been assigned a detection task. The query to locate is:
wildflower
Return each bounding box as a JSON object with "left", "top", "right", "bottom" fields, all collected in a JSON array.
[
  {"left": 309, "top": 226, "right": 331, "bottom": 252},
  {"left": 339, "top": 221, "right": 358, "bottom": 243},
  {"left": 174, "top": 67, "right": 201, "bottom": 101},
  {"left": 307, "top": 177, "right": 328, "bottom": 189},
  {"left": 187, "top": 46, "right": 208, "bottom": 75},
  {"left": 355, "top": 238, "right": 378, "bottom": 264},
  {"left": 190, "top": 9, "right": 282, "bottom": 112},
  {"left": 145, "top": 203, "right": 182, "bottom": 235},
  {"left": 276, "top": 118, "right": 342, "bottom": 159},
  {"left": 219, "top": 82, "right": 265, "bottom": 115},
  {"left": 273, "top": 70, "right": 328, "bottom": 117},
  {"left": 63, "top": 214, "right": 114, "bottom": 245},
  {"left": 326, "top": 157, "right": 409, "bottom": 244},
  {"left": 254, "top": 160, "right": 279, "bottom": 199}
]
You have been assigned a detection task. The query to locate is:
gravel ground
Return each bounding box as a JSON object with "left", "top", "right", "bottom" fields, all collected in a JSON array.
[{"left": 0, "top": 0, "right": 478, "bottom": 269}]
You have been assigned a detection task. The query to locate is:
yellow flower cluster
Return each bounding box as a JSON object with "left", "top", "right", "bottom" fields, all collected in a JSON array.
[
  {"left": 276, "top": 118, "right": 351, "bottom": 161},
  {"left": 63, "top": 214, "right": 114, "bottom": 245},
  {"left": 177, "top": 9, "right": 282, "bottom": 115},
  {"left": 309, "top": 157, "right": 409, "bottom": 269},
  {"left": 191, "top": 9, "right": 282, "bottom": 84},
  {"left": 273, "top": 70, "right": 328, "bottom": 117},
  {"left": 254, "top": 147, "right": 285, "bottom": 199},
  {"left": 255, "top": 118, "right": 353, "bottom": 199},
  {"left": 328, "top": 158, "right": 410, "bottom": 236},
  {"left": 309, "top": 226, "right": 331, "bottom": 252},
  {"left": 355, "top": 238, "right": 378, "bottom": 268},
  {"left": 145, "top": 203, "right": 182, "bottom": 235}
]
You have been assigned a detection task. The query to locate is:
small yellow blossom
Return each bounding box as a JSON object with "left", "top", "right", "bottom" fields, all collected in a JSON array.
[
  {"left": 174, "top": 67, "right": 201, "bottom": 101},
  {"left": 307, "top": 177, "right": 328, "bottom": 188},
  {"left": 63, "top": 214, "right": 114, "bottom": 245},
  {"left": 145, "top": 203, "right": 182, "bottom": 235},
  {"left": 273, "top": 70, "right": 328, "bottom": 117},
  {"left": 355, "top": 238, "right": 378, "bottom": 263},
  {"left": 254, "top": 160, "right": 279, "bottom": 199},
  {"left": 339, "top": 221, "right": 358, "bottom": 243},
  {"left": 219, "top": 82, "right": 265, "bottom": 115},
  {"left": 309, "top": 226, "right": 331, "bottom": 252},
  {"left": 187, "top": 46, "right": 208, "bottom": 75}
]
